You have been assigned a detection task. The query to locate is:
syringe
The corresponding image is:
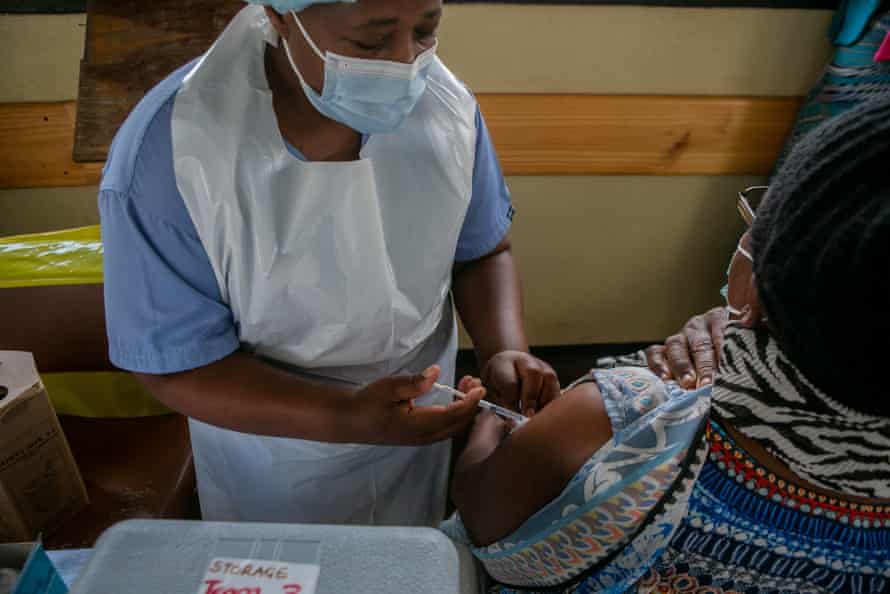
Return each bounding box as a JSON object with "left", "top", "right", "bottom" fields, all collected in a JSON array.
[{"left": 434, "top": 383, "right": 530, "bottom": 427}]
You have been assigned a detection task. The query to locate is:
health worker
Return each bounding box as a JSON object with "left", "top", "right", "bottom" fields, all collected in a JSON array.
[{"left": 99, "top": 0, "right": 560, "bottom": 525}]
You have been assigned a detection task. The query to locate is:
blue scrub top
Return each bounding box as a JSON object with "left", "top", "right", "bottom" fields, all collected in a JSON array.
[{"left": 100, "top": 61, "right": 514, "bottom": 375}]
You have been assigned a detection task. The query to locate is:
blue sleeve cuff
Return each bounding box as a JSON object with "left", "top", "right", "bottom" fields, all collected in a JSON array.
[
  {"left": 109, "top": 330, "right": 240, "bottom": 374},
  {"left": 100, "top": 184, "right": 240, "bottom": 375},
  {"left": 454, "top": 106, "right": 514, "bottom": 262},
  {"left": 454, "top": 206, "right": 513, "bottom": 262}
]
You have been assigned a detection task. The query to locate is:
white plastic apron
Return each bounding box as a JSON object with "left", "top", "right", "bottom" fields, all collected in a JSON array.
[{"left": 171, "top": 6, "right": 477, "bottom": 525}]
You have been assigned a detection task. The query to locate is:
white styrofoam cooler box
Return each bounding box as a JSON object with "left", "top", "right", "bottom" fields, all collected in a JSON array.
[{"left": 69, "top": 520, "right": 483, "bottom": 594}]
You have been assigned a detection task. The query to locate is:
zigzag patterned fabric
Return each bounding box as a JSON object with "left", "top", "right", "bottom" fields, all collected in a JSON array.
[{"left": 713, "top": 326, "right": 890, "bottom": 499}]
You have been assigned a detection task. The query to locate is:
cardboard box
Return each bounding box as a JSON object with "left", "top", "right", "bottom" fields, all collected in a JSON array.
[
  {"left": 0, "top": 541, "right": 68, "bottom": 594},
  {"left": 0, "top": 352, "right": 88, "bottom": 542}
]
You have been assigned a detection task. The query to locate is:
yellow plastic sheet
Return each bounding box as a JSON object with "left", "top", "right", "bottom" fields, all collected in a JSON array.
[
  {"left": 2, "top": 226, "right": 170, "bottom": 417},
  {"left": 0, "top": 226, "right": 104, "bottom": 288},
  {"left": 42, "top": 372, "right": 172, "bottom": 418}
]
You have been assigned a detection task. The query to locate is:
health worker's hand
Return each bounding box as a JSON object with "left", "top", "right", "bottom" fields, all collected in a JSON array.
[
  {"left": 349, "top": 365, "right": 484, "bottom": 446},
  {"left": 481, "top": 351, "right": 560, "bottom": 416},
  {"left": 645, "top": 306, "right": 727, "bottom": 389}
]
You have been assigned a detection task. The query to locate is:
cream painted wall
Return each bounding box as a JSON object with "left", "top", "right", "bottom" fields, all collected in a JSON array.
[
  {"left": 1, "top": 6, "right": 823, "bottom": 343},
  {"left": 0, "top": 8, "right": 832, "bottom": 102},
  {"left": 0, "top": 176, "right": 751, "bottom": 343},
  {"left": 0, "top": 14, "right": 85, "bottom": 103},
  {"left": 439, "top": 6, "right": 833, "bottom": 95},
  {"left": 506, "top": 176, "right": 751, "bottom": 344},
  {"left": 0, "top": 186, "right": 99, "bottom": 235}
]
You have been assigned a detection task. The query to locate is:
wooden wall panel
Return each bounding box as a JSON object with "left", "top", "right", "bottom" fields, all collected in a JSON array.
[
  {"left": 74, "top": 0, "right": 241, "bottom": 160},
  {"left": 0, "top": 102, "right": 103, "bottom": 190},
  {"left": 477, "top": 94, "right": 799, "bottom": 176},
  {"left": 0, "top": 95, "right": 799, "bottom": 188}
]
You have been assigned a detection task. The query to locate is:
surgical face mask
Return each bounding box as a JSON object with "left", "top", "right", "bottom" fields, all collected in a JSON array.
[
  {"left": 723, "top": 239, "right": 753, "bottom": 317},
  {"left": 282, "top": 12, "right": 438, "bottom": 134}
]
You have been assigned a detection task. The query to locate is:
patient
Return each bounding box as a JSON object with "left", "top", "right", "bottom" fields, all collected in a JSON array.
[{"left": 445, "top": 99, "right": 890, "bottom": 593}]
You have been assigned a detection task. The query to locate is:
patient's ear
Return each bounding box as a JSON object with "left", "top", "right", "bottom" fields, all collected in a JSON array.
[{"left": 740, "top": 273, "right": 767, "bottom": 329}]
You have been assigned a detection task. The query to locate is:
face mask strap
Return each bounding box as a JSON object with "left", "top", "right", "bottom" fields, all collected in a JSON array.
[
  {"left": 281, "top": 31, "right": 315, "bottom": 93},
  {"left": 725, "top": 239, "right": 754, "bottom": 317},
  {"left": 412, "top": 40, "right": 439, "bottom": 70},
  {"left": 290, "top": 11, "right": 326, "bottom": 62}
]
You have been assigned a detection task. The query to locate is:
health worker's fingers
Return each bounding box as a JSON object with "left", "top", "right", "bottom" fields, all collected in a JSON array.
[
  {"left": 402, "top": 387, "right": 484, "bottom": 443},
  {"left": 539, "top": 373, "right": 561, "bottom": 409},
  {"left": 457, "top": 376, "right": 483, "bottom": 395},
  {"left": 517, "top": 359, "right": 544, "bottom": 416},
  {"left": 387, "top": 365, "right": 440, "bottom": 401},
  {"left": 482, "top": 358, "right": 519, "bottom": 409}
]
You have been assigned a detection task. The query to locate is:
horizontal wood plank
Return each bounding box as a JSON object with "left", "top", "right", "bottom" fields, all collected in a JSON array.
[
  {"left": 0, "top": 102, "right": 103, "bottom": 189},
  {"left": 477, "top": 94, "right": 801, "bottom": 176},
  {"left": 0, "top": 95, "right": 800, "bottom": 189}
]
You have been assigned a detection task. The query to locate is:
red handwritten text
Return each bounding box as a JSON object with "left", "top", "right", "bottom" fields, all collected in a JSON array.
[{"left": 202, "top": 579, "right": 261, "bottom": 594}]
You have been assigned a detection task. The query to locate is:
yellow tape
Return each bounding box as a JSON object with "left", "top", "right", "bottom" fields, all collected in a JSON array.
[
  {"left": 0, "top": 226, "right": 103, "bottom": 288},
  {"left": 42, "top": 371, "right": 171, "bottom": 418}
]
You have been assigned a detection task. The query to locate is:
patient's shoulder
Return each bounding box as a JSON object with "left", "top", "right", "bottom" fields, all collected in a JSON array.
[
  {"left": 470, "top": 369, "right": 712, "bottom": 589},
  {"left": 588, "top": 366, "right": 676, "bottom": 433}
]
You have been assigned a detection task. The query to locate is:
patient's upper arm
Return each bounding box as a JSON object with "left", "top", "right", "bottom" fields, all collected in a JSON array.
[{"left": 453, "top": 380, "right": 613, "bottom": 546}]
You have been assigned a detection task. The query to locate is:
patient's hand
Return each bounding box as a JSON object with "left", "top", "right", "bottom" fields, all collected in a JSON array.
[{"left": 645, "top": 306, "right": 727, "bottom": 389}]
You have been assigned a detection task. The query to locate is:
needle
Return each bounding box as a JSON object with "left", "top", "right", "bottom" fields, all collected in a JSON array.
[{"left": 434, "top": 383, "right": 530, "bottom": 427}]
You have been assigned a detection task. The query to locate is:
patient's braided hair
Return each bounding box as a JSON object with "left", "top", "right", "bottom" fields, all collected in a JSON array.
[{"left": 750, "top": 97, "right": 890, "bottom": 417}]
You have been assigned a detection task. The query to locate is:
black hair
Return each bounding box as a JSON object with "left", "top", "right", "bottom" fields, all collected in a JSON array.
[{"left": 751, "top": 97, "right": 890, "bottom": 416}]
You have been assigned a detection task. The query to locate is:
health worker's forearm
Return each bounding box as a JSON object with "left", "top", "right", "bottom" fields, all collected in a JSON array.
[
  {"left": 452, "top": 237, "right": 529, "bottom": 368},
  {"left": 135, "top": 351, "right": 356, "bottom": 442}
]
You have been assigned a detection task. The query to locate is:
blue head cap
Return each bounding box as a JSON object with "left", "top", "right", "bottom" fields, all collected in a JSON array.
[{"left": 246, "top": 0, "right": 356, "bottom": 13}]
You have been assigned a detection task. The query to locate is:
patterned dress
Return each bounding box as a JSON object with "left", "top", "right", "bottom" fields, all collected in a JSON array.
[
  {"left": 442, "top": 361, "right": 890, "bottom": 593},
  {"left": 775, "top": 0, "right": 890, "bottom": 171},
  {"left": 639, "top": 421, "right": 890, "bottom": 594}
]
